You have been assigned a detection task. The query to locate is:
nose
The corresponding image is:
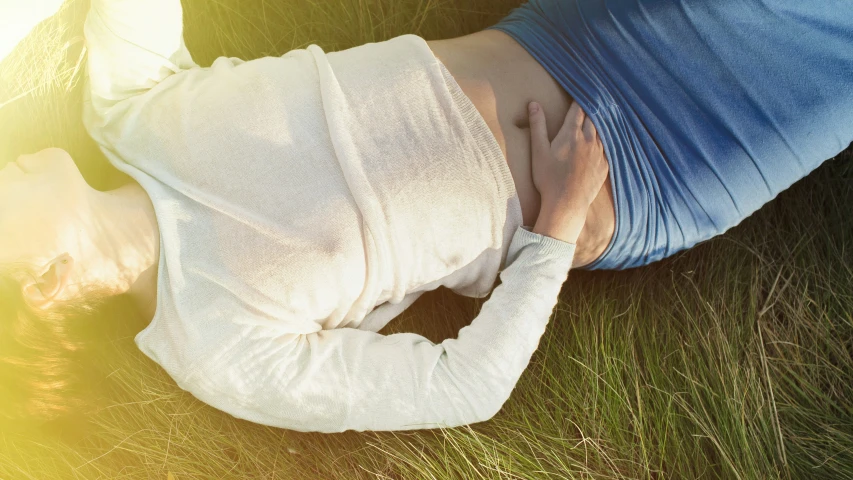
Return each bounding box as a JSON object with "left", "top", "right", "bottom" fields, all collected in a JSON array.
[
  {"left": 14, "top": 154, "right": 33, "bottom": 173},
  {"left": 14, "top": 157, "right": 27, "bottom": 172}
]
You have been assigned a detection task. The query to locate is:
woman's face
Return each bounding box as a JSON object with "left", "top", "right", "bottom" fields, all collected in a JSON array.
[{"left": 0, "top": 148, "right": 93, "bottom": 265}]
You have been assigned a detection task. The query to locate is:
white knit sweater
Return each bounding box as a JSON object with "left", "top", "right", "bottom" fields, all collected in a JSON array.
[{"left": 82, "top": 0, "right": 577, "bottom": 433}]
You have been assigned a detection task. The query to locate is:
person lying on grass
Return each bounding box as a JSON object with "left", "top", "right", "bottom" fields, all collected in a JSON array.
[{"left": 1, "top": 0, "right": 850, "bottom": 432}]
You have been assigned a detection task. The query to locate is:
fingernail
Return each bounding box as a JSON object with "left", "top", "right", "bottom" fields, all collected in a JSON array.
[{"left": 528, "top": 102, "right": 539, "bottom": 114}]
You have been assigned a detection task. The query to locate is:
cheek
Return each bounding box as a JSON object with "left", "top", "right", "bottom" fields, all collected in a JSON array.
[
  {"left": 38, "top": 164, "right": 90, "bottom": 203},
  {"left": 6, "top": 180, "right": 81, "bottom": 231},
  {"left": 5, "top": 202, "right": 59, "bottom": 233},
  {"left": 0, "top": 215, "right": 50, "bottom": 262}
]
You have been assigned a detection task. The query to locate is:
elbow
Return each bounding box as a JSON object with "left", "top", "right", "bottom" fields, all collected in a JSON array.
[
  {"left": 443, "top": 362, "right": 519, "bottom": 426},
  {"left": 468, "top": 389, "right": 512, "bottom": 425}
]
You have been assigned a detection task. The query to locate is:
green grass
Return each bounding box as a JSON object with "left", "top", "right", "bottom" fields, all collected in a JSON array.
[{"left": 2, "top": 0, "right": 852, "bottom": 478}]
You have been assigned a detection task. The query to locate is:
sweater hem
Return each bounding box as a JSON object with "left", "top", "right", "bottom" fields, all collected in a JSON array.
[{"left": 434, "top": 59, "right": 524, "bottom": 235}]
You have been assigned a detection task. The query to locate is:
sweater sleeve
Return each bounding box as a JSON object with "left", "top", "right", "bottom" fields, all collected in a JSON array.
[
  {"left": 83, "top": 0, "right": 198, "bottom": 113},
  {"left": 177, "top": 226, "right": 575, "bottom": 433}
]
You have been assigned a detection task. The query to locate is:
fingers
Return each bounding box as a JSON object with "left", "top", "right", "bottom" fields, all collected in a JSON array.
[
  {"left": 552, "top": 100, "right": 586, "bottom": 147},
  {"left": 566, "top": 101, "right": 585, "bottom": 133},
  {"left": 529, "top": 99, "right": 600, "bottom": 156},
  {"left": 528, "top": 101, "right": 549, "bottom": 161}
]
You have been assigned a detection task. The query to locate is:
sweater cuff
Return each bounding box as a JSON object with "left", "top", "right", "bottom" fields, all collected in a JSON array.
[{"left": 516, "top": 225, "right": 577, "bottom": 258}]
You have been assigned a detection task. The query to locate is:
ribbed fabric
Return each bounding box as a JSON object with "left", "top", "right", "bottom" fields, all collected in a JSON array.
[
  {"left": 489, "top": 0, "right": 853, "bottom": 270},
  {"left": 81, "top": 0, "right": 576, "bottom": 432}
]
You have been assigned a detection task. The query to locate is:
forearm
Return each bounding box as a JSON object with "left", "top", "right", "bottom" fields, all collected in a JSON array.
[
  {"left": 533, "top": 200, "right": 590, "bottom": 244},
  {"left": 526, "top": 99, "right": 608, "bottom": 248},
  {"left": 176, "top": 227, "right": 575, "bottom": 433}
]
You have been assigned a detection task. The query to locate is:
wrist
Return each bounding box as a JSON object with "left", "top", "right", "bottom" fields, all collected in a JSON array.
[
  {"left": 532, "top": 203, "right": 589, "bottom": 244},
  {"left": 540, "top": 187, "right": 595, "bottom": 212}
]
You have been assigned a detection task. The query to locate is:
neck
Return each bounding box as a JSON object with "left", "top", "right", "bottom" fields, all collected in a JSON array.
[{"left": 74, "top": 181, "right": 160, "bottom": 314}]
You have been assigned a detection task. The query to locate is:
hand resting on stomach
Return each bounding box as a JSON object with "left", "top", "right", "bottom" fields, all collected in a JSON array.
[{"left": 427, "top": 29, "right": 615, "bottom": 268}]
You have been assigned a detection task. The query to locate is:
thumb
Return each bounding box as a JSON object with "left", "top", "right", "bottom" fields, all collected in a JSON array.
[{"left": 528, "top": 102, "right": 549, "bottom": 161}]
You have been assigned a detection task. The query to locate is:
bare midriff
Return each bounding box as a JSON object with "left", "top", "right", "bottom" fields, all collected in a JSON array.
[{"left": 426, "top": 29, "right": 615, "bottom": 268}]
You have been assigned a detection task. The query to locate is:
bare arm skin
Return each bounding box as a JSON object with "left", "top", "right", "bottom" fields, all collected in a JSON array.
[{"left": 525, "top": 101, "right": 609, "bottom": 245}]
